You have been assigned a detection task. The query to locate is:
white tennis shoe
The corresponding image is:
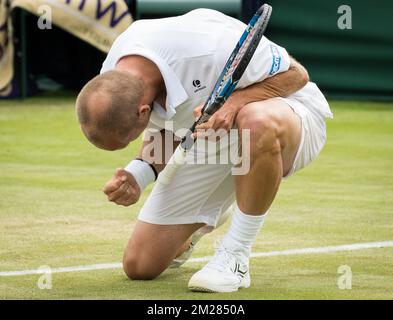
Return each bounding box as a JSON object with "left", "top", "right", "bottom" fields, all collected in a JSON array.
[
  {"left": 169, "top": 205, "right": 234, "bottom": 269},
  {"left": 188, "top": 241, "right": 250, "bottom": 292}
]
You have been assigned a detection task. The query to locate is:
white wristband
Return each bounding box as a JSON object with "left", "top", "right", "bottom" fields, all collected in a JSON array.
[{"left": 124, "top": 160, "right": 156, "bottom": 192}]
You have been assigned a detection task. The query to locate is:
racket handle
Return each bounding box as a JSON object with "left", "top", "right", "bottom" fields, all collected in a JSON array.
[{"left": 157, "top": 145, "right": 187, "bottom": 185}]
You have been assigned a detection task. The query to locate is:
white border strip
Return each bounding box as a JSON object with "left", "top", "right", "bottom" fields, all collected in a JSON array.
[{"left": 1, "top": 241, "right": 392, "bottom": 277}]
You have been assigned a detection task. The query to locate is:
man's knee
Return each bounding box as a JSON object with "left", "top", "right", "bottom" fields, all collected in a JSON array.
[
  {"left": 236, "top": 102, "right": 283, "bottom": 157},
  {"left": 123, "top": 251, "right": 161, "bottom": 280}
]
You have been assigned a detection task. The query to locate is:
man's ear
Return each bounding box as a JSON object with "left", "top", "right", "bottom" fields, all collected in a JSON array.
[{"left": 138, "top": 104, "right": 151, "bottom": 118}]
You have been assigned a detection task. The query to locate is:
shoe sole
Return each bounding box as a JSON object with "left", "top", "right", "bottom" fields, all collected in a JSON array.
[
  {"left": 188, "top": 286, "right": 217, "bottom": 293},
  {"left": 188, "top": 284, "right": 250, "bottom": 293},
  {"left": 188, "top": 279, "right": 250, "bottom": 293}
]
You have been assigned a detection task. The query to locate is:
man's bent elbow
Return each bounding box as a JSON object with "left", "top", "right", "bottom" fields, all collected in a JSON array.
[
  {"left": 289, "top": 56, "right": 309, "bottom": 88},
  {"left": 295, "top": 63, "right": 309, "bottom": 88},
  {"left": 300, "top": 68, "right": 310, "bottom": 86}
]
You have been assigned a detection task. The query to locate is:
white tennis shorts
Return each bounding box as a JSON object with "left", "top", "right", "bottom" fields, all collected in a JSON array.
[{"left": 139, "top": 83, "right": 333, "bottom": 228}]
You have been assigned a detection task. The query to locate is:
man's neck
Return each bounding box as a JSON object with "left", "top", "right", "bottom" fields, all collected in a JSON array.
[{"left": 115, "top": 55, "right": 167, "bottom": 109}]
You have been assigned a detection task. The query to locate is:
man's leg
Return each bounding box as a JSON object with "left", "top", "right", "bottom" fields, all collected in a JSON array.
[
  {"left": 220, "top": 98, "right": 301, "bottom": 253},
  {"left": 235, "top": 98, "right": 301, "bottom": 214},
  {"left": 123, "top": 220, "right": 204, "bottom": 280},
  {"left": 189, "top": 98, "right": 302, "bottom": 292}
]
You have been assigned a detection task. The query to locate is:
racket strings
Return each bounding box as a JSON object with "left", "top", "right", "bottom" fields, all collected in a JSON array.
[
  {"left": 212, "top": 19, "right": 260, "bottom": 99},
  {"left": 230, "top": 18, "right": 263, "bottom": 72}
]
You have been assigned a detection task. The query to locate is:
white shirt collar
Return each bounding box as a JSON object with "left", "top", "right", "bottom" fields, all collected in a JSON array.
[{"left": 119, "top": 45, "right": 188, "bottom": 119}]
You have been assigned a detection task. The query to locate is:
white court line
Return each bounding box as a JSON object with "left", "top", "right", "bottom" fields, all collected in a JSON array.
[{"left": 1, "top": 241, "right": 392, "bottom": 277}]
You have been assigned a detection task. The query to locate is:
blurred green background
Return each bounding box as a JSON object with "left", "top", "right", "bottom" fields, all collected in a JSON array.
[{"left": 6, "top": 0, "right": 393, "bottom": 100}]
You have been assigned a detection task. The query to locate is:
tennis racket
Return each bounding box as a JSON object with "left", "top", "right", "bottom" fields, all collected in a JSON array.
[{"left": 158, "top": 4, "right": 273, "bottom": 185}]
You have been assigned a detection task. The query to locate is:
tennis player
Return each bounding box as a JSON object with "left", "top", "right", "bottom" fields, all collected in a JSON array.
[{"left": 76, "top": 9, "right": 333, "bottom": 292}]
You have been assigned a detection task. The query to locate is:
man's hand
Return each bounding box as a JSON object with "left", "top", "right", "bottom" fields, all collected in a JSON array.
[
  {"left": 103, "top": 168, "right": 141, "bottom": 206},
  {"left": 193, "top": 98, "right": 242, "bottom": 139}
]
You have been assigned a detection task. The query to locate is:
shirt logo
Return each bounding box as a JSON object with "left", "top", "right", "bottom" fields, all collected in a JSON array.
[
  {"left": 269, "top": 45, "right": 281, "bottom": 76},
  {"left": 192, "top": 79, "right": 206, "bottom": 93}
]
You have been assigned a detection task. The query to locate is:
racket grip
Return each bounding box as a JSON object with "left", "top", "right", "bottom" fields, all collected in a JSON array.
[{"left": 157, "top": 146, "right": 187, "bottom": 185}]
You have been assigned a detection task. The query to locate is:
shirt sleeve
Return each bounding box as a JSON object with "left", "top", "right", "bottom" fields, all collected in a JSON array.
[
  {"left": 237, "top": 37, "right": 291, "bottom": 88},
  {"left": 215, "top": 34, "right": 291, "bottom": 89}
]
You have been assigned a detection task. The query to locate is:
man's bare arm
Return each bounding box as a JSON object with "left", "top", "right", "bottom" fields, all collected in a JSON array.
[
  {"left": 194, "top": 57, "right": 309, "bottom": 137},
  {"left": 103, "top": 129, "right": 178, "bottom": 206},
  {"left": 194, "top": 56, "right": 309, "bottom": 133},
  {"left": 138, "top": 129, "right": 179, "bottom": 174},
  {"left": 228, "top": 56, "right": 309, "bottom": 108}
]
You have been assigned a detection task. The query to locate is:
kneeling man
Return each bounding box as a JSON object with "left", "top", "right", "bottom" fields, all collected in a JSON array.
[{"left": 76, "top": 9, "right": 333, "bottom": 292}]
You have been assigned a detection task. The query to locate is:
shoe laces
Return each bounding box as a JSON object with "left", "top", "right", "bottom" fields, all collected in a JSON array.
[{"left": 205, "top": 241, "right": 239, "bottom": 273}]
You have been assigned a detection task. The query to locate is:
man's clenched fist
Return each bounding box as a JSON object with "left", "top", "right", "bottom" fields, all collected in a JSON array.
[{"left": 103, "top": 168, "right": 141, "bottom": 206}]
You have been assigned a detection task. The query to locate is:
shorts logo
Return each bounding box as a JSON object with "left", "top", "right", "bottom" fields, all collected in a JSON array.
[
  {"left": 192, "top": 79, "right": 206, "bottom": 93},
  {"left": 269, "top": 45, "right": 281, "bottom": 76}
]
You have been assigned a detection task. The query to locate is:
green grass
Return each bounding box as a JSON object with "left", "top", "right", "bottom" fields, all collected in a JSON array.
[{"left": 0, "top": 95, "right": 392, "bottom": 299}]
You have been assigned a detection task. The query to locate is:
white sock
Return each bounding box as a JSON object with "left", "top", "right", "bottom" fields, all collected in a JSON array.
[{"left": 222, "top": 204, "right": 266, "bottom": 255}]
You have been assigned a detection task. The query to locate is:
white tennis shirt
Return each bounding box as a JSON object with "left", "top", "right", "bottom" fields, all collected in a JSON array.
[{"left": 101, "top": 9, "right": 331, "bottom": 135}]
